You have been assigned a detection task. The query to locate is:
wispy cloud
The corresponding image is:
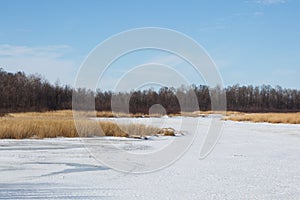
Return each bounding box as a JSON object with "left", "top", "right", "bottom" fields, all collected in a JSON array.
[
  {"left": 254, "top": 11, "right": 265, "bottom": 16},
  {"left": 0, "top": 44, "right": 71, "bottom": 58},
  {"left": 146, "top": 54, "right": 185, "bottom": 66},
  {"left": 0, "top": 44, "right": 77, "bottom": 85},
  {"left": 254, "top": 0, "right": 286, "bottom": 5},
  {"left": 199, "top": 25, "right": 227, "bottom": 33}
]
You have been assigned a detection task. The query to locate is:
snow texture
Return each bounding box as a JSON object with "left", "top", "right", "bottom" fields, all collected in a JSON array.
[{"left": 0, "top": 117, "right": 300, "bottom": 199}]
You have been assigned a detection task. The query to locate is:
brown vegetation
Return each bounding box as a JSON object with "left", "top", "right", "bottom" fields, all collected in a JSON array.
[
  {"left": 226, "top": 113, "right": 300, "bottom": 124},
  {"left": 95, "top": 111, "right": 162, "bottom": 118},
  {"left": 0, "top": 111, "right": 161, "bottom": 139},
  {"left": 157, "top": 128, "right": 176, "bottom": 136},
  {"left": 1, "top": 110, "right": 298, "bottom": 140},
  {"left": 170, "top": 111, "right": 241, "bottom": 117},
  {"left": 95, "top": 110, "right": 242, "bottom": 118}
]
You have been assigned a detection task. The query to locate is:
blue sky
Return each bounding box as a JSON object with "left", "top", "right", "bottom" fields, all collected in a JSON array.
[{"left": 0, "top": 0, "right": 299, "bottom": 89}]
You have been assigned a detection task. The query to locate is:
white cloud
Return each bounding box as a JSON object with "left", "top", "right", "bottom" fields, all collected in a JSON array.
[
  {"left": 0, "top": 44, "right": 71, "bottom": 59},
  {"left": 254, "top": 0, "right": 286, "bottom": 5},
  {"left": 0, "top": 44, "right": 78, "bottom": 85},
  {"left": 254, "top": 11, "right": 265, "bottom": 16},
  {"left": 146, "top": 54, "right": 185, "bottom": 66},
  {"left": 199, "top": 25, "right": 226, "bottom": 33}
]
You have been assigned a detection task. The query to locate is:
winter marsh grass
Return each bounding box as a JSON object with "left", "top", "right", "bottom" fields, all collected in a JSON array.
[
  {"left": 0, "top": 111, "right": 161, "bottom": 139},
  {"left": 226, "top": 113, "right": 300, "bottom": 124}
]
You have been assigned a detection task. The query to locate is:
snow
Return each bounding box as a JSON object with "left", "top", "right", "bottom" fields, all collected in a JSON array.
[{"left": 1, "top": 117, "right": 300, "bottom": 199}]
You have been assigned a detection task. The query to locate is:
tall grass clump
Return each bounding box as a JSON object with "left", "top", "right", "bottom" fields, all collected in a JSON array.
[
  {"left": 226, "top": 113, "right": 300, "bottom": 124},
  {"left": 0, "top": 111, "right": 162, "bottom": 139}
]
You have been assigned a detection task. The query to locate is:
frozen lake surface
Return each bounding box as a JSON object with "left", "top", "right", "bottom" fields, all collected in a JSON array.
[{"left": 1, "top": 117, "right": 300, "bottom": 199}]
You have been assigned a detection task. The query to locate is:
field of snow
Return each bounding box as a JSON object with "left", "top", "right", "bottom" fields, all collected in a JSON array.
[{"left": 1, "top": 117, "right": 300, "bottom": 199}]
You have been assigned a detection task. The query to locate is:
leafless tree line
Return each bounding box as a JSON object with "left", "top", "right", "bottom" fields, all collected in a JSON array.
[{"left": 1, "top": 69, "right": 300, "bottom": 114}]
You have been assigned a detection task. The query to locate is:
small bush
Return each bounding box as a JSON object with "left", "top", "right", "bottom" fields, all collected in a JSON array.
[{"left": 157, "top": 128, "right": 176, "bottom": 136}]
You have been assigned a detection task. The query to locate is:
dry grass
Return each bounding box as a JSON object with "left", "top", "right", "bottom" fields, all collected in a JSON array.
[
  {"left": 0, "top": 111, "right": 161, "bottom": 139},
  {"left": 226, "top": 113, "right": 300, "bottom": 124},
  {"left": 157, "top": 128, "right": 176, "bottom": 136},
  {"left": 3, "top": 110, "right": 298, "bottom": 139},
  {"left": 169, "top": 111, "right": 240, "bottom": 117},
  {"left": 96, "top": 111, "right": 143, "bottom": 118},
  {"left": 95, "top": 111, "right": 163, "bottom": 118},
  {"left": 96, "top": 110, "right": 230, "bottom": 118},
  {"left": 96, "top": 110, "right": 235, "bottom": 118}
]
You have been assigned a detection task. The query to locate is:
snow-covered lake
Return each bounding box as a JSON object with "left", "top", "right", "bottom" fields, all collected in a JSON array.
[{"left": 1, "top": 117, "right": 300, "bottom": 199}]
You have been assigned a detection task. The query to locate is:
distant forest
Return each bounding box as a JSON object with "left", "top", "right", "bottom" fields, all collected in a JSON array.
[{"left": 1, "top": 68, "right": 300, "bottom": 114}]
